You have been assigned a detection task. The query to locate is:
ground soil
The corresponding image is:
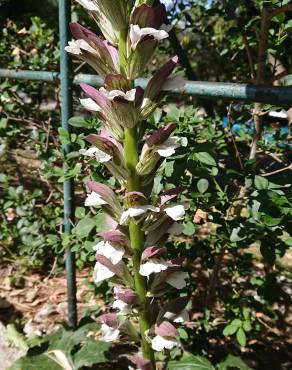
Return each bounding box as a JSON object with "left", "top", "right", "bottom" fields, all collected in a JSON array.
[{"left": 0, "top": 254, "right": 291, "bottom": 370}]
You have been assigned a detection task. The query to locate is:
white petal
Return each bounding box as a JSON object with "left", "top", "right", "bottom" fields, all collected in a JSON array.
[
  {"left": 79, "top": 147, "right": 99, "bottom": 157},
  {"left": 119, "top": 205, "right": 159, "bottom": 225},
  {"left": 156, "top": 137, "right": 180, "bottom": 157},
  {"left": 112, "top": 299, "right": 130, "bottom": 314},
  {"left": 167, "top": 222, "right": 183, "bottom": 235},
  {"left": 130, "top": 24, "right": 169, "bottom": 50},
  {"left": 75, "top": 39, "right": 97, "bottom": 54},
  {"left": 93, "top": 262, "right": 115, "bottom": 283},
  {"left": 128, "top": 207, "right": 148, "bottom": 218},
  {"left": 94, "top": 240, "right": 124, "bottom": 264},
  {"left": 151, "top": 335, "right": 178, "bottom": 351},
  {"left": 139, "top": 260, "right": 168, "bottom": 276},
  {"left": 100, "top": 87, "right": 136, "bottom": 102},
  {"left": 164, "top": 204, "right": 185, "bottom": 221},
  {"left": 166, "top": 271, "right": 188, "bottom": 289},
  {"left": 100, "top": 323, "right": 120, "bottom": 342},
  {"left": 129, "top": 24, "right": 141, "bottom": 50},
  {"left": 80, "top": 98, "right": 101, "bottom": 112},
  {"left": 76, "top": 0, "right": 98, "bottom": 11},
  {"left": 85, "top": 192, "right": 107, "bottom": 206},
  {"left": 173, "top": 309, "right": 189, "bottom": 323},
  {"left": 95, "top": 149, "right": 112, "bottom": 163},
  {"left": 120, "top": 210, "right": 131, "bottom": 225},
  {"left": 65, "top": 40, "right": 82, "bottom": 55}
]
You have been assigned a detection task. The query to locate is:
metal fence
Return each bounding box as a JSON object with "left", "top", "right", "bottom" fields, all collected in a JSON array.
[{"left": 0, "top": 0, "right": 291, "bottom": 329}]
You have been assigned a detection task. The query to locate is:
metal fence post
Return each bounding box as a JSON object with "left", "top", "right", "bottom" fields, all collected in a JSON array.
[{"left": 58, "top": 0, "right": 77, "bottom": 328}]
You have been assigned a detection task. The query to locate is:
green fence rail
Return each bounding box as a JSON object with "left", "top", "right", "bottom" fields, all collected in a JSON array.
[
  {"left": 1, "top": 0, "right": 291, "bottom": 329},
  {"left": 1, "top": 68, "right": 292, "bottom": 104}
]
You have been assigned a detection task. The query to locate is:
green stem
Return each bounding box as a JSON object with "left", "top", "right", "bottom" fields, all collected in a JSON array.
[
  {"left": 124, "top": 128, "right": 155, "bottom": 367},
  {"left": 119, "top": 30, "right": 155, "bottom": 367}
]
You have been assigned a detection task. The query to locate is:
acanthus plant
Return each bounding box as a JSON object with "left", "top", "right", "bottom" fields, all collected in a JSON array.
[{"left": 66, "top": 0, "right": 189, "bottom": 368}]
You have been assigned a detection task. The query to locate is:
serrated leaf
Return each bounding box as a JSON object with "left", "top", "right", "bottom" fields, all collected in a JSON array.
[
  {"left": 73, "top": 339, "right": 110, "bottom": 369},
  {"left": 168, "top": 353, "right": 215, "bottom": 370},
  {"left": 9, "top": 354, "right": 62, "bottom": 370},
  {"left": 217, "top": 354, "right": 253, "bottom": 370},
  {"left": 197, "top": 178, "right": 209, "bottom": 193},
  {"left": 236, "top": 328, "right": 246, "bottom": 347},
  {"left": 195, "top": 152, "right": 217, "bottom": 167}
]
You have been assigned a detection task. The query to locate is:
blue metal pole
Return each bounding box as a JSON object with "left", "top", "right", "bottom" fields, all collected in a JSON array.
[{"left": 59, "top": 0, "right": 77, "bottom": 328}]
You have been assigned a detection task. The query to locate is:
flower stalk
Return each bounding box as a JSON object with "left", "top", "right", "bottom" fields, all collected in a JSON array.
[{"left": 67, "top": 1, "right": 189, "bottom": 368}]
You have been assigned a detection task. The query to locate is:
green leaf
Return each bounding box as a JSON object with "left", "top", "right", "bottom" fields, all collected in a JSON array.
[
  {"left": 75, "top": 207, "right": 86, "bottom": 219},
  {"left": 262, "top": 215, "right": 282, "bottom": 227},
  {"left": 0, "top": 118, "right": 8, "bottom": 129},
  {"left": 168, "top": 353, "right": 215, "bottom": 370},
  {"left": 197, "top": 178, "right": 209, "bottom": 193},
  {"left": 217, "top": 354, "right": 253, "bottom": 370},
  {"left": 9, "top": 354, "right": 62, "bottom": 370},
  {"left": 165, "top": 161, "right": 175, "bottom": 177},
  {"left": 230, "top": 227, "right": 246, "bottom": 242},
  {"left": 254, "top": 176, "right": 269, "bottom": 190},
  {"left": 183, "top": 221, "right": 196, "bottom": 236},
  {"left": 73, "top": 339, "right": 110, "bottom": 369},
  {"left": 94, "top": 212, "right": 108, "bottom": 233},
  {"left": 283, "top": 237, "right": 292, "bottom": 246},
  {"left": 75, "top": 218, "right": 96, "bottom": 238},
  {"left": 236, "top": 328, "right": 246, "bottom": 347},
  {"left": 243, "top": 321, "right": 252, "bottom": 332},
  {"left": 195, "top": 152, "right": 217, "bottom": 167},
  {"left": 5, "top": 324, "right": 29, "bottom": 352},
  {"left": 68, "top": 116, "right": 88, "bottom": 128},
  {"left": 177, "top": 327, "right": 188, "bottom": 340},
  {"left": 223, "top": 319, "right": 241, "bottom": 336}
]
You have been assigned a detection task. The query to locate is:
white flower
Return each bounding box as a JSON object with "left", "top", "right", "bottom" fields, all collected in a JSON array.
[
  {"left": 164, "top": 204, "right": 185, "bottom": 220},
  {"left": 95, "top": 150, "right": 112, "bottom": 163},
  {"left": 130, "top": 24, "right": 169, "bottom": 50},
  {"left": 93, "top": 261, "right": 115, "bottom": 283},
  {"left": 100, "top": 323, "right": 120, "bottom": 342},
  {"left": 120, "top": 205, "right": 159, "bottom": 225},
  {"left": 151, "top": 335, "right": 179, "bottom": 351},
  {"left": 65, "top": 39, "right": 97, "bottom": 55},
  {"left": 164, "top": 308, "right": 189, "bottom": 323},
  {"left": 167, "top": 222, "right": 183, "bottom": 235},
  {"left": 99, "top": 87, "right": 137, "bottom": 102},
  {"left": 166, "top": 271, "right": 188, "bottom": 289},
  {"left": 93, "top": 240, "right": 124, "bottom": 264},
  {"left": 75, "top": 0, "right": 98, "bottom": 11},
  {"left": 80, "top": 146, "right": 112, "bottom": 163},
  {"left": 156, "top": 137, "right": 180, "bottom": 157},
  {"left": 112, "top": 299, "right": 130, "bottom": 314},
  {"left": 139, "top": 260, "right": 169, "bottom": 276},
  {"left": 173, "top": 309, "right": 189, "bottom": 323},
  {"left": 92, "top": 241, "right": 125, "bottom": 284},
  {"left": 85, "top": 191, "right": 107, "bottom": 207},
  {"left": 79, "top": 98, "right": 101, "bottom": 112},
  {"left": 79, "top": 147, "right": 99, "bottom": 157}
]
